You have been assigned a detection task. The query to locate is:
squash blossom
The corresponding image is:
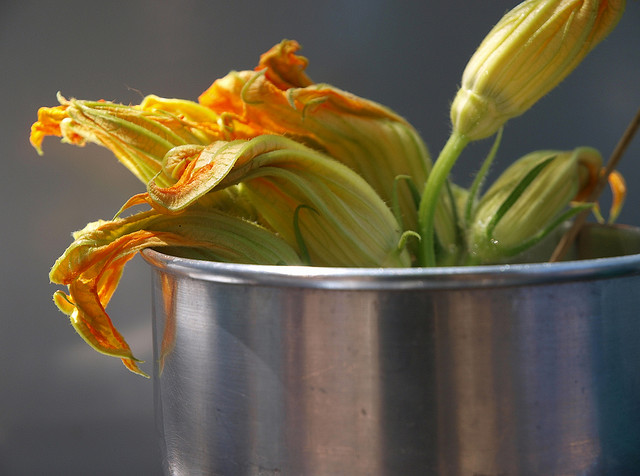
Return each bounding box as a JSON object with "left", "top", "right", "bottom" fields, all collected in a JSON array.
[
  {"left": 33, "top": 92, "right": 414, "bottom": 373},
  {"left": 50, "top": 207, "right": 303, "bottom": 376},
  {"left": 450, "top": 0, "right": 626, "bottom": 141},
  {"left": 198, "top": 39, "right": 433, "bottom": 235},
  {"left": 47, "top": 134, "right": 409, "bottom": 374},
  {"left": 466, "top": 147, "right": 620, "bottom": 264},
  {"left": 31, "top": 41, "right": 441, "bottom": 254},
  {"left": 126, "top": 134, "right": 412, "bottom": 267},
  {"left": 29, "top": 94, "right": 269, "bottom": 186}
]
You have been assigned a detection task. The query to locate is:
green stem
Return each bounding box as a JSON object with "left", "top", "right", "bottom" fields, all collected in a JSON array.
[
  {"left": 464, "top": 127, "right": 502, "bottom": 227},
  {"left": 417, "top": 132, "right": 469, "bottom": 267}
]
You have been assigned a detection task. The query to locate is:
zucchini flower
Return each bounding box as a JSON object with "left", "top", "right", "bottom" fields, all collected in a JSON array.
[
  {"left": 127, "top": 134, "right": 412, "bottom": 268},
  {"left": 31, "top": 42, "right": 434, "bottom": 242},
  {"left": 50, "top": 132, "right": 410, "bottom": 375},
  {"left": 450, "top": 0, "right": 626, "bottom": 141},
  {"left": 466, "top": 146, "right": 613, "bottom": 264},
  {"left": 198, "top": 39, "right": 431, "bottom": 234},
  {"left": 29, "top": 94, "right": 262, "bottom": 185},
  {"left": 50, "top": 207, "right": 302, "bottom": 376}
]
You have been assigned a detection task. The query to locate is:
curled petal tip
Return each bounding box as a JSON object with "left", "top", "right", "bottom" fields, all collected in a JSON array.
[{"left": 257, "top": 39, "right": 313, "bottom": 89}]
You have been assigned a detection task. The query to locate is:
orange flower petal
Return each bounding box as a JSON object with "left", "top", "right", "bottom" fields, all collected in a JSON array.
[
  {"left": 198, "top": 41, "right": 430, "bottom": 232},
  {"left": 256, "top": 39, "right": 313, "bottom": 89},
  {"left": 607, "top": 170, "right": 626, "bottom": 223},
  {"left": 50, "top": 208, "right": 301, "bottom": 374},
  {"left": 29, "top": 104, "right": 72, "bottom": 154}
]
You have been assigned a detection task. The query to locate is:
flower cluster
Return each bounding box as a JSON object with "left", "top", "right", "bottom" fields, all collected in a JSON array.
[{"left": 31, "top": 0, "right": 627, "bottom": 374}]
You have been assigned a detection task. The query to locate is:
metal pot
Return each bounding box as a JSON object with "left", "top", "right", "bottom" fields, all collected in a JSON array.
[{"left": 142, "top": 224, "right": 640, "bottom": 475}]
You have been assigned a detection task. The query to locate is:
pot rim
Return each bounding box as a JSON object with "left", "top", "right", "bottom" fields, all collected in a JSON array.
[{"left": 141, "top": 223, "right": 640, "bottom": 290}]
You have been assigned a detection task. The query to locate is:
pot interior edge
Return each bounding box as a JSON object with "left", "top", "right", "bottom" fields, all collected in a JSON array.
[{"left": 141, "top": 224, "right": 640, "bottom": 290}]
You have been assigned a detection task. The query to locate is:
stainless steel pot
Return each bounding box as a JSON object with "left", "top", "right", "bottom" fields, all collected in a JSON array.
[{"left": 142, "top": 224, "right": 640, "bottom": 475}]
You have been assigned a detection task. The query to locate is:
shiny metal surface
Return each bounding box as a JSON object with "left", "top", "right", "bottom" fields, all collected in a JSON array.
[{"left": 143, "top": 225, "right": 640, "bottom": 475}]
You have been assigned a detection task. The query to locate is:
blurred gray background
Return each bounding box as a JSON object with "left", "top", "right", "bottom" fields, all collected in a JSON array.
[{"left": 1, "top": 0, "right": 639, "bottom": 474}]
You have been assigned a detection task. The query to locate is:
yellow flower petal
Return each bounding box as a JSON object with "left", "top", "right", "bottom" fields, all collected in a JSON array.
[
  {"left": 31, "top": 95, "right": 226, "bottom": 184},
  {"left": 30, "top": 103, "right": 74, "bottom": 154},
  {"left": 50, "top": 207, "right": 302, "bottom": 375},
  {"left": 199, "top": 40, "right": 431, "bottom": 233},
  {"left": 139, "top": 134, "right": 410, "bottom": 267}
]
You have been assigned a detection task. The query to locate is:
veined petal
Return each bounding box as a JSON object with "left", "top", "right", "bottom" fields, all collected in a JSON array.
[
  {"left": 198, "top": 40, "right": 431, "bottom": 233},
  {"left": 136, "top": 134, "right": 410, "bottom": 267},
  {"left": 31, "top": 95, "right": 226, "bottom": 185},
  {"left": 146, "top": 135, "right": 304, "bottom": 211},
  {"left": 50, "top": 207, "right": 301, "bottom": 375},
  {"left": 222, "top": 139, "right": 410, "bottom": 267},
  {"left": 139, "top": 94, "right": 267, "bottom": 142}
]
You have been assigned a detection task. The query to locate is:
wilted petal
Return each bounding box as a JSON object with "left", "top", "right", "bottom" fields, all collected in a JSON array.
[
  {"left": 50, "top": 207, "right": 302, "bottom": 374},
  {"left": 145, "top": 135, "right": 300, "bottom": 211},
  {"left": 136, "top": 134, "right": 410, "bottom": 267},
  {"left": 30, "top": 103, "right": 74, "bottom": 154},
  {"left": 257, "top": 39, "right": 314, "bottom": 89},
  {"left": 30, "top": 95, "right": 227, "bottom": 185},
  {"left": 199, "top": 40, "right": 431, "bottom": 232}
]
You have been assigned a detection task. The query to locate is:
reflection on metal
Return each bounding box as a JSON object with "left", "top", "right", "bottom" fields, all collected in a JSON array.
[{"left": 143, "top": 225, "right": 640, "bottom": 475}]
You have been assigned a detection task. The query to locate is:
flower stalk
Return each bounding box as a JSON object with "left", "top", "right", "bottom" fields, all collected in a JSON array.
[
  {"left": 417, "top": 0, "right": 626, "bottom": 266},
  {"left": 417, "top": 132, "right": 470, "bottom": 267}
]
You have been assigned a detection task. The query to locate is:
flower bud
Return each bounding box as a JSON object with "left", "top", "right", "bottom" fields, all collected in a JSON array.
[
  {"left": 467, "top": 147, "right": 602, "bottom": 263},
  {"left": 451, "top": 0, "right": 625, "bottom": 141}
]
